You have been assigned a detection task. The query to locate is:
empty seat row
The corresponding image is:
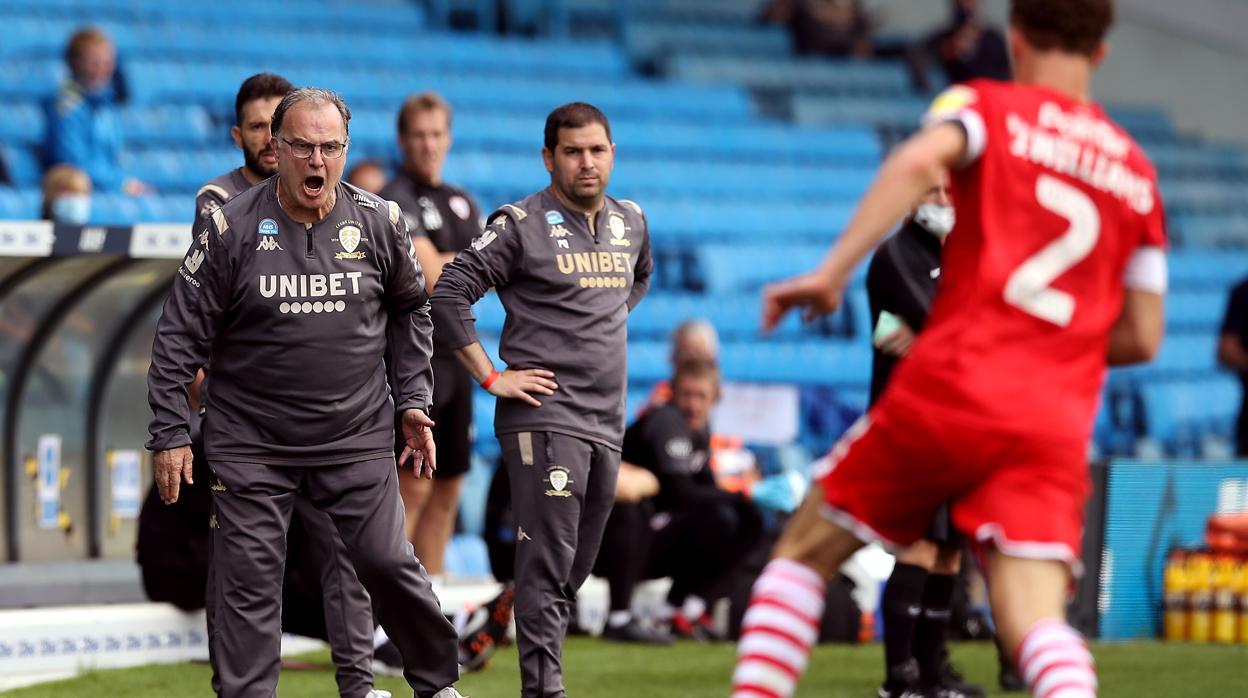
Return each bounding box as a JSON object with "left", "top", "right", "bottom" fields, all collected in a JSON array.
[
  {"left": 345, "top": 111, "right": 882, "bottom": 165},
  {"left": 1139, "top": 375, "right": 1239, "bottom": 450},
  {"left": 691, "top": 242, "right": 869, "bottom": 294},
  {"left": 791, "top": 94, "right": 928, "bottom": 130},
  {"left": 0, "top": 1, "right": 426, "bottom": 35},
  {"left": 669, "top": 55, "right": 914, "bottom": 97},
  {"left": 629, "top": 338, "right": 873, "bottom": 386},
  {"left": 624, "top": 21, "right": 792, "bottom": 62},
  {"left": 120, "top": 60, "right": 755, "bottom": 120},
  {"left": 0, "top": 102, "right": 214, "bottom": 148}
]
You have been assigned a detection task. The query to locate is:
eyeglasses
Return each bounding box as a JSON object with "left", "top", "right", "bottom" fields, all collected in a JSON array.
[{"left": 279, "top": 137, "right": 348, "bottom": 160}]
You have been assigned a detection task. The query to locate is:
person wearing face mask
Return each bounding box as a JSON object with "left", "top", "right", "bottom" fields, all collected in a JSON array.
[
  {"left": 41, "top": 164, "right": 93, "bottom": 225},
  {"left": 865, "top": 177, "right": 984, "bottom": 698},
  {"left": 43, "top": 28, "right": 146, "bottom": 194}
]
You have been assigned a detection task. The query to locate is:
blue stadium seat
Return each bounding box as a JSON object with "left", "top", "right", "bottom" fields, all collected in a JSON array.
[
  {"left": 1172, "top": 213, "right": 1248, "bottom": 248},
  {"left": 668, "top": 56, "right": 913, "bottom": 97},
  {"left": 719, "top": 340, "right": 871, "bottom": 385},
  {"left": 692, "top": 243, "right": 867, "bottom": 294},
  {"left": 1140, "top": 376, "right": 1239, "bottom": 453},
  {"left": 1168, "top": 249, "right": 1248, "bottom": 290},
  {"left": 625, "top": 21, "right": 792, "bottom": 62},
  {"left": 791, "top": 94, "right": 928, "bottom": 131},
  {"left": 1167, "top": 290, "right": 1227, "bottom": 332},
  {"left": 1106, "top": 105, "right": 1178, "bottom": 144},
  {"left": 0, "top": 187, "right": 41, "bottom": 219},
  {"left": 443, "top": 533, "right": 492, "bottom": 578},
  {"left": 119, "top": 105, "right": 214, "bottom": 147},
  {"left": 0, "top": 102, "right": 45, "bottom": 146},
  {"left": 0, "top": 145, "right": 42, "bottom": 188}
]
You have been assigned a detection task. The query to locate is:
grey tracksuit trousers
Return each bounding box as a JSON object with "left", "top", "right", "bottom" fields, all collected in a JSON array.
[
  {"left": 500, "top": 431, "right": 620, "bottom": 698},
  {"left": 207, "top": 495, "right": 375, "bottom": 697},
  {"left": 209, "top": 456, "right": 459, "bottom": 698}
]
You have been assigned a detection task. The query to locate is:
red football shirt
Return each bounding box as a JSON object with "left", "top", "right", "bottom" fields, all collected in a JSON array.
[{"left": 882, "top": 79, "right": 1167, "bottom": 441}]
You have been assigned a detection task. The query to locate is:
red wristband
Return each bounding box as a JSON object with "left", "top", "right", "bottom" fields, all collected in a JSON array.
[{"left": 481, "top": 369, "right": 501, "bottom": 390}]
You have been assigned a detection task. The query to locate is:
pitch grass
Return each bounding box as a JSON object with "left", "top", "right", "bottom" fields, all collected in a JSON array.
[{"left": 5, "top": 639, "right": 1247, "bottom": 697}]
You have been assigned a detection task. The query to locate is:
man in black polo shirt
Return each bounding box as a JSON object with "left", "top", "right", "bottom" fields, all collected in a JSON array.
[
  {"left": 1218, "top": 279, "right": 1248, "bottom": 455},
  {"left": 867, "top": 178, "right": 984, "bottom": 698},
  {"left": 380, "top": 92, "right": 483, "bottom": 584}
]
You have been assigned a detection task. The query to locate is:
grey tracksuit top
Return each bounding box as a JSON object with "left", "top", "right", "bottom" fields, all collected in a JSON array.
[
  {"left": 430, "top": 188, "right": 653, "bottom": 450},
  {"left": 146, "top": 177, "right": 434, "bottom": 465},
  {"left": 194, "top": 167, "right": 252, "bottom": 229}
]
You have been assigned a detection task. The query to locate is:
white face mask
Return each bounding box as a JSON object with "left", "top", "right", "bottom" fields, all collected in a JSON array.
[
  {"left": 914, "top": 203, "right": 955, "bottom": 238},
  {"left": 52, "top": 193, "right": 92, "bottom": 226}
]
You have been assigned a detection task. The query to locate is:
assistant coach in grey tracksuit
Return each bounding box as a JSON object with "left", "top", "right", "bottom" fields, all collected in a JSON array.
[
  {"left": 192, "top": 72, "right": 377, "bottom": 698},
  {"left": 431, "top": 102, "right": 652, "bottom": 698},
  {"left": 146, "top": 88, "right": 464, "bottom": 698}
]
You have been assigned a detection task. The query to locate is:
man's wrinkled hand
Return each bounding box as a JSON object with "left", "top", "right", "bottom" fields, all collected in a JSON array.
[
  {"left": 154, "top": 445, "right": 194, "bottom": 504},
  {"left": 399, "top": 408, "right": 437, "bottom": 479}
]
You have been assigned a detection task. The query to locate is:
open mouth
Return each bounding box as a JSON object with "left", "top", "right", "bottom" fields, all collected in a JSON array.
[{"left": 303, "top": 175, "right": 325, "bottom": 199}]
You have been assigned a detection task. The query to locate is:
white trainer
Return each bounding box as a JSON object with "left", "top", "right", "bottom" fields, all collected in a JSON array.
[
  {"left": 365, "top": 690, "right": 392, "bottom": 698},
  {"left": 431, "top": 687, "right": 468, "bottom": 698}
]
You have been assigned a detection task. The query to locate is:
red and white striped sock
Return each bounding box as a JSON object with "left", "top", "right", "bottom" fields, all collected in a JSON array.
[
  {"left": 1017, "top": 619, "right": 1098, "bottom": 698},
  {"left": 730, "top": 558, "right": 826, "bottom": 698}
]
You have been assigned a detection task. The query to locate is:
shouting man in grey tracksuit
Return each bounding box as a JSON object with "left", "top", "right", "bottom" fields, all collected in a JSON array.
[
  {"left": 430, "top": 102, "right": 652, "bottom": 698},
  {"left": 146, "top": 87, "right": 465, "bottom": 698},
  {"left": 193, "top": 72, "right": 379, "bottom": 698}
]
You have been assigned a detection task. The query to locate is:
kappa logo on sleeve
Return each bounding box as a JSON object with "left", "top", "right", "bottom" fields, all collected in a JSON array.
[{"left": 472, "top": 229, "right": 498, "bottom": 251}]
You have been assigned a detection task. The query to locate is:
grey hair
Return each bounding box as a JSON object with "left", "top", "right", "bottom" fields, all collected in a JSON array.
[
  {"left": 671, "top": 319, "right": 720, "bottom": 362},
  {"left": 270, "top": 87, "right": 352, "bottom": 138}
]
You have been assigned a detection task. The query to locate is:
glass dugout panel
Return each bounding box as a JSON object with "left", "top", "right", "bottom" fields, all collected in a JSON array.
[{"left": 3, "top": 256, "right": 123, "bottom": 561}]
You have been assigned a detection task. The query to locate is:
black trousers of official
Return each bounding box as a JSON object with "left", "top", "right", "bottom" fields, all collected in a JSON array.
[
  {"left": 209, "top": 456, "right": 459, "bottom": 698},
  {"left": 594, "top": 496, "right": 763, "bottom": 613},
  {"left": 500, "top": 431, "right": 620, "bottom": 698}
]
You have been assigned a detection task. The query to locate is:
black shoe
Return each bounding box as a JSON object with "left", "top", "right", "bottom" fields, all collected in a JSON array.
[
  {"left": 458, "top": 585, "right": 515, "bottom": 673},
  {"left": 880, "top": 659, "right": 925, "bottom": 698},
  {"left": 600, "top": 618, "right": 673, "bottom": 645},
  {"left": 998, "top": 661, "right": 1026, "bottom": 692},
  {"left": 877, "top": 684, "right": 927, "bottom": 698},
  {"left": 928, "top": 662, "right": 986, "bottom": 698},
  {"left": 372, "top": 640, "right": 404, "bottom": 677}
]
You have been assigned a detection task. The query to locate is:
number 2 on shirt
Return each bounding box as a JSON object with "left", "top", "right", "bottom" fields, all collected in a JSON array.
[{"left": 1003, "top": 174, "right": 1100, "bottom": 327}]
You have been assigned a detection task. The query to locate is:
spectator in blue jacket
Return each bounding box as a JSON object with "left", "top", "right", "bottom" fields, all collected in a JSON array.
[{"left": 44, "top": 28, "right": 145, "bottom": 194}]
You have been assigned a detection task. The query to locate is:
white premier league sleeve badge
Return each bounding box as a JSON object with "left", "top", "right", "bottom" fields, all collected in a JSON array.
[{"left": 545, "top": 465, "right": 572, "bottom": 498}]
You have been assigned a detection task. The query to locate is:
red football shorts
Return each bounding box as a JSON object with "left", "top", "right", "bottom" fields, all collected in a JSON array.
[{"left": 816, "top": 400, "right": 1090, "bottom": 570}]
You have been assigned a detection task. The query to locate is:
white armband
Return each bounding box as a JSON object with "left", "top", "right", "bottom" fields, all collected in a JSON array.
[{"left": 1122, "top": 246, "right": 1167, "bottom": 294}]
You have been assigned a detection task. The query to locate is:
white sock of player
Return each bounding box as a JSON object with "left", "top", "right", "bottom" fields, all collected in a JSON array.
[
  {"left": 681, "top": 595, "right": 707, "bottom": 620},
  {"left": 731, "top": 558, "right": 825, "bottom": 698},
  {"left": 607, "top": 610, "right": 633, "bottom": 628},
  {"left": 373, "top": 625, "right": 390, "bottom": 650},
  {"left": 1018, "top": 619, "right": 1097, "bottom": 698},
  {"left": 654, "top": 602, "right": 676, "bottom": 621}
]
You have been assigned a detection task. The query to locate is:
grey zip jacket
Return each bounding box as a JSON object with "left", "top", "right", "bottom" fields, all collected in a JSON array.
[
  {"left": 146, "top": 178, "right": 434, "bottom": 465},
  {"left": 430, "top": 188, "right": 652, "bottom": 450}
]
